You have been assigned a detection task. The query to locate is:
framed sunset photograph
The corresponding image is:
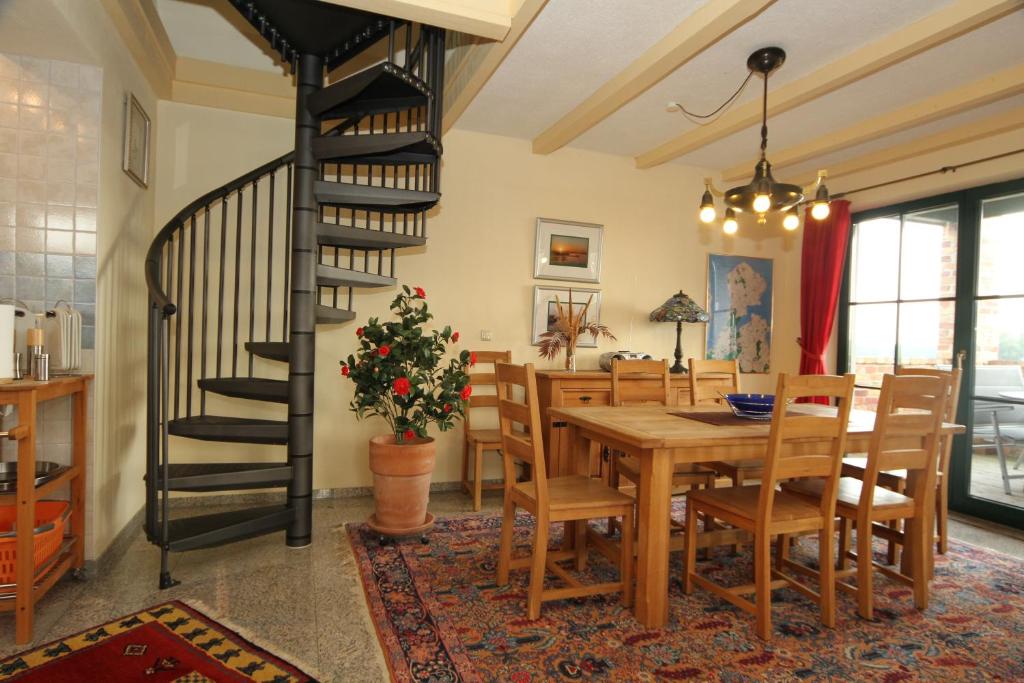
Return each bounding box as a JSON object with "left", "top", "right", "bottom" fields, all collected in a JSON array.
[{"left": 534, "top": 218, "right": 603, "bottom": 283}]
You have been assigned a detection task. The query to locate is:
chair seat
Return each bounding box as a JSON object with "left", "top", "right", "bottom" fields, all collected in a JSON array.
[
  {"left": 784, "top": 477, "right": 916, "bottom": 514},
  {"left": 514, "top": 475, "right": 635, "bottom": 511},
  {"left": 616, "top": 456, "right": 715, "bottom": 484},
  {"left": 467, "top": 428, "right": 502, "bottom": 446},
  {"left": 687, "top": 485, "right": 823, "bottom": 523}
]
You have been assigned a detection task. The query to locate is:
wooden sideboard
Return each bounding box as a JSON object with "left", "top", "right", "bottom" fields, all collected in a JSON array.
[{"left": 535, "top": 369, "right": 691, "bottom": 477}]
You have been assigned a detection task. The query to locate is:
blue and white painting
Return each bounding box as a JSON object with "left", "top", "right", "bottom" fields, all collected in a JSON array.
[{"left": 706, "top": 254, "right": 773, "bottom": 373}]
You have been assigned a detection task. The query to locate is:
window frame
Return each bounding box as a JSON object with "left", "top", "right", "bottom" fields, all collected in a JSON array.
[{"left": 839, "top": 176, "right": 1024, "bottom": 528}]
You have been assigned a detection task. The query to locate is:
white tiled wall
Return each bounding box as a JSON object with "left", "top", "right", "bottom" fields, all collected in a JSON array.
[
  {"left": 0, "top": 53, "right": 100, "bottom": 348},
  {"left": 0, "top": 54, "right": 99, "bottom": 501}
]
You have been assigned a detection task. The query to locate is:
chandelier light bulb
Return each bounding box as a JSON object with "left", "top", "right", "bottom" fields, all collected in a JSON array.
[
  {"left": 752, "top": 193, "right": 771, "bottom": 213},
  {"left": 723, "top": 209, "right": 738, "bottom": 235},
  {"left": 811, "top": 174, "right": 831, "bottom": 220},
  {"left": 811, "top": 200, "right": 830, "bottom": 221},
  {"left": 783, "top": 207, "right": 800, "bottom": 231},
  {"left": 698, "top": 186, "right": 716, "bottom": 224}
]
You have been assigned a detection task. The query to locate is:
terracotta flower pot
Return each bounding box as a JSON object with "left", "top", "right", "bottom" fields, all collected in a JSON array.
[{"left": 368, "top": 434, "right": 436, "bottom": 534}]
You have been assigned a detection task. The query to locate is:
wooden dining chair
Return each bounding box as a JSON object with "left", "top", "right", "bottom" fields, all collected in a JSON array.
[
  {"left": 495, "top": 362, "right": 635, "bottom": 619},
  {"left": 607, "top": 359, "right": 715, "bottom": 536},
  {"left": 841, "top": 364, "right": 962, "bottom": 559},
  {"left": 461, "top": 350, "right": 512, "bottom": 511},
  {"left": 783, "top": 372, "right": 949, "bottom": 620},
  {"left": 689, "top": 358, "right": 764, "bottom": 487},
  {"left": 682, "top": 373, "right": 856, "bottom": 640}
]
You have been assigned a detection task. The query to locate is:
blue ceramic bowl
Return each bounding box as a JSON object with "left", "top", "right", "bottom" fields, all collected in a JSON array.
[{"left": 724, "top": 393, "right": 775, "bottom": 415}]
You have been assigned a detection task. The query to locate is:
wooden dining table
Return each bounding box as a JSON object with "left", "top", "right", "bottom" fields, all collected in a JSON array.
[{"left": 548, "top": 403, "right": 965, "bottom": 628}]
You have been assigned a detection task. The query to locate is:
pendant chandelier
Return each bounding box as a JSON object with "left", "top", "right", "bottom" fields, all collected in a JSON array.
[{"left": 696, "top": 47, "right": 831, "bottom": 234}]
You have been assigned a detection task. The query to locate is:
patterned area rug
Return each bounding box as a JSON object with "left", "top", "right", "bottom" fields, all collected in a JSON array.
[
  {"left": 348, "top": 512, "right": 1024, "bottom": 682},
  {"left": 0, "top": 601, "right": 316, "bottom": 682}
]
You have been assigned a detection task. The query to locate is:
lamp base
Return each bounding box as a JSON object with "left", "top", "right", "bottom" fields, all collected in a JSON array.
[{"left": 669, "top": 362, "right": 687, "bottom": 375}]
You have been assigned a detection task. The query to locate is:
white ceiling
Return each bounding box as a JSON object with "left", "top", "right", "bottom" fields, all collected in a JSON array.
[
  {"left": 155, "top": 0, "right": 285, "bottom": 73},
  {"left": 458, "top": 0, "right": 1024, "bottom": 174},
  {"left": 152, "top": 0, "right": 1024, "bottom": 176}
]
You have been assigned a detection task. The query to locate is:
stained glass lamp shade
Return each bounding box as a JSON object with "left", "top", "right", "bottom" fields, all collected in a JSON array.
[{"left": 649, "top": 291, "right": 710, "bottom": 374}]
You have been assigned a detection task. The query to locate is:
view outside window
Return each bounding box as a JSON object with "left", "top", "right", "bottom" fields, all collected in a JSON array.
[
  {"left": 847, "top": 206, "right": 958, "bottom": 409},
  {"left": 969, "top": 192, "right": 1024, "bottom": 507}
]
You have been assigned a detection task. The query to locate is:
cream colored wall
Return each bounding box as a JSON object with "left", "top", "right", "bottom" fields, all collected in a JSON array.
[
  {"left": 49, "top": 0, "right": 160, "bottom": 559},
  {"left": 153, "top": 109, "right": 803, "bottom": 490}
]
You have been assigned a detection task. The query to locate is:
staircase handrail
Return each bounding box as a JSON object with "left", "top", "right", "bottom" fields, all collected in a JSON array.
[{"left": 145, "top": 150, "right": 295, "bottom": 317}]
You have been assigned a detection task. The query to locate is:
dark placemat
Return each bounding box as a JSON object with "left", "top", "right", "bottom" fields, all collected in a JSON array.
[{"left": 670, "top": 410, "right": 777, "bottom": 426}]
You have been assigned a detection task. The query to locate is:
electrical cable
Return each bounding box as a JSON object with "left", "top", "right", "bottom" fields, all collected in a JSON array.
[{"left": 669, "top": 72, "right": 754, "bottom": 125}]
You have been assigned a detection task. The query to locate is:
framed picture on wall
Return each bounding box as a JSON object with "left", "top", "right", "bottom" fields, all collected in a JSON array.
[
  {"left": 705, "top": 253, "right": 773, "bottom": 373},
  {"left": 122, "top": 92, "right": 150, "bottom": 188},
  {"left": 533, "top": 218, "right": 603, "bottom": 283},
  {"left": 531, "top": 286, "right": 602, "bottom": 347}
]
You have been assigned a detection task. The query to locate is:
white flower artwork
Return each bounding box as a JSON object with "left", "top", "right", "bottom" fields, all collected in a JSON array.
[{"left": 706, "top": 255, "right": 773, "bottom": 373}]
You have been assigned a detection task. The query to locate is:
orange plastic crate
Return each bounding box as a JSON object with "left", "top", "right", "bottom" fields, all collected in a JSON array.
[{"left": 0, "top": 501, "right": 70, "bottom": 584}]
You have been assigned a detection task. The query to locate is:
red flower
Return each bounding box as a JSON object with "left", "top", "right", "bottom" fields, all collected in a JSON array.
[
  {"left": 452, "top": 331, "right": 460, "bottom": 343},
  {"left": 470, "top": 352, "right": 477, "bottom": 367},
  {"left": 414, "top": 286, "right": 426, "bottom": 298},
  {"left": 378, "top": 344, "right": 391, "bottom": 357},
  {"left": 460, "top": 385, "right": 472, "bottom": 401},
  {"left": 443, "top": 403, "right": 452, "bottom": 413},
  {"left": 403, "top": 429, "right": 416, "bottom": 441},
  {"left": 340, "top": 364, "right": 349, "bottom": 377},
  {"left": 393, "top": 377, "right": 411, "bottom": 396},
  {"left": 355, "top": 327, "right": 364, "bottom": 337}
]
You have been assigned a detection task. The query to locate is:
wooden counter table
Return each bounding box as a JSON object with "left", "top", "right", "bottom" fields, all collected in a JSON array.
[
  {"left": 549, "top": 403, "right": 965, "bottom": 628},
  {"left": 0, "top": 375, "right": 91, "bottom": 644}
]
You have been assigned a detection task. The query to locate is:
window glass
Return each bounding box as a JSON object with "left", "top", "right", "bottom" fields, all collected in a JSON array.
[
  {"left": 850, "top": 217, "right": 899, "bottom": 302},
  {"left": 900, "top": 205, "right": 957, "bottom": 301}
]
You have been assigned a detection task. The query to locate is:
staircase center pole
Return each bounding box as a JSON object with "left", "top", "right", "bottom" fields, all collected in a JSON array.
[{"left": 287, "top": 52, "right": 323, "bottom": 548}]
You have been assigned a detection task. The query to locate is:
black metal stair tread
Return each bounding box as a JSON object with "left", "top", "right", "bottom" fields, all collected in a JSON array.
[
  {"left": 316, "top": 223, "right": 426, "bottom": 250},
  {"left": 167, "top": 505, "right": 292, "bottom": 552},
  {"left": 308, "top": 62, "right": 429, "bottom": 120},
  {"left": 168, "top": 416, "right": 288, "bottom": 445},
  {"left": 312, "top": 131, "right": 440, "bottom": 163},
  {"left": 198, "top": 377, "right": 289, "bottom": 403},
  {"left": 314, "top": 181, "right": 439, "bottom": 210},
  {"left": 316, "top": 305, "right": 357, "bottom": 324},
  {"left": 150, "top": 463, "right": 293, "bottom": 492},
  {"left": 245, "top": 341, "right": 289, "bottom": 362},
  {"left": 316, "top": 264, "right": 395, "bottom": 289}
]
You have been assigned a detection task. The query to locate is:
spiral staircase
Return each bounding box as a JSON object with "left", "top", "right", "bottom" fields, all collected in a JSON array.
[{"left": 144, "top": 0, "right": 445, "bottom": 588}]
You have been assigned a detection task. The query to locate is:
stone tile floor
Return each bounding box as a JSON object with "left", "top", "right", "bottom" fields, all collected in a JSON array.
[{"left": 1, "top": 491, "right": 1023, "bottom": 681}]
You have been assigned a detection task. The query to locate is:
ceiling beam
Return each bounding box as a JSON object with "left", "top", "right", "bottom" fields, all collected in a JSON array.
[
  {"left": 531, "top": 0, "right": 774, "bottom": 155},
  {"left": 790, "top": 105, "right": 1024, "bottom": 187},
  {"left": 320, "top": 0, "right": 517, "bottom": 41},
  {"left": 442, "top": 0, "right": 547, "bottom": 134},
  {"left": 171, "top": 58, "right": 296, "bottom": 119},
  {"left": 634, "top": 0, "right": 1021, "bottom": 169},
  {"left": 722, "top": 63, "right": 1024, "bottom": 182}
]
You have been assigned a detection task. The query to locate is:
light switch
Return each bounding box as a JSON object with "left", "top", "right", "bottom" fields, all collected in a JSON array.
[{"left": 480, "top": 329, "right": 493, "bottom": 341}]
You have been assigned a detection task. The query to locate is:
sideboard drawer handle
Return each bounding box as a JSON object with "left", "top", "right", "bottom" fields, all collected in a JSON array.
[
  {"left": 579, "top": 395, "right": 592, "bottom": 404},
  {"left": 553, "top": 420, "right": 568, "bottom": 428}
]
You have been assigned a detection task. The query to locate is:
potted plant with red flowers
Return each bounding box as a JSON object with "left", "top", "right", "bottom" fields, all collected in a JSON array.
[{"left": 340, "top": 286, "right": 472, "bottom": 537}]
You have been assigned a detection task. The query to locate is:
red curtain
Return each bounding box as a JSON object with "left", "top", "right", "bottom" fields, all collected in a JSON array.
[{"left": 797, "top": 199, "right": 851, "bottom": 404}]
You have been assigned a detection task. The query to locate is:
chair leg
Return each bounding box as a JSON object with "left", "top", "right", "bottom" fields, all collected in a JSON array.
[
  {"left": 838, "top": 518, "right": 851, "bottom": 571},
  {"left": 856, "top": 517, "right": 874, "bottom": 620},
  {"left": 497, "top": 498, "right": 516, "bottom": 586},
  {"left": 606, "top": 455, "right": 620, "bottom": 537},
  {"left": 460, "top": 438, "right": 470, "bottom": 494},
  {"left": 683, "top": 498, "right": 698, "bottom": 595},
  {"left": 473, "top": 442, "right": 484, "bottom": 512},
  {"left": 910, "top": 517, "right": 930, "bottom": 611},
  {"left": 754, "top": 531, "right": 772, "bottom": 640},
  {"left": 731, "top": 470, "right": 743, "bottom": 555},
  {"left": 621, "top": 506, "right": 634, "bottom": 608},
  {"left": 819, "top": 526, "right": 836, "bottom": 629},
  {"left": 574, "top": 520, "right": 588, "bottom": 572},
  {"left": 774, "top": 533, "right": 789, "bottom": 571},
  {"left": 527, "top": 514, "right": 549, "bottom": 620},
  {"left": 936, "top": 482, "right": 948, "bottom": 556}
]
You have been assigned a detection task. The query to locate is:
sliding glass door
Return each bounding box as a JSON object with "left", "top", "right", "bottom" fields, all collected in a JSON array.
[{"left": 840, "top": 177, "right": 1024, "bottom": 529}]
